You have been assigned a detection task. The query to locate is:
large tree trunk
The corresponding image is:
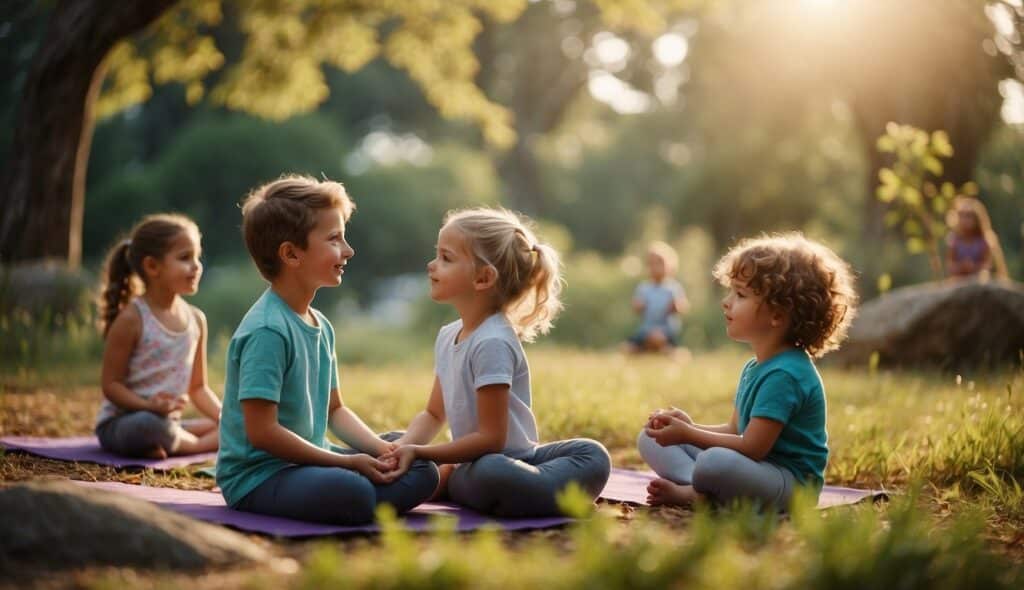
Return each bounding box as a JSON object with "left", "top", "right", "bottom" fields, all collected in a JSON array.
[{"left": 0, "top": 0, "right": 177, "bottom": 268}]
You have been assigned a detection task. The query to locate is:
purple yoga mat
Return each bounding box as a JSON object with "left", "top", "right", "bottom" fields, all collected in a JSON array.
[
  {"left": 0, "top": 436, "right": 217, "bottom": 470},
  {"left": 600, "top": 468, "right": 887, "bottom": 508},
  {"left": 71, "top": 481, "right": 573, "bottom": 537}
]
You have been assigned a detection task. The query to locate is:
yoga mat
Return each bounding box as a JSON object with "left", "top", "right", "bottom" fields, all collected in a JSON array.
[
  {"left": 0, "top": 436, "right": 217, "bottom": 470},
  {"left": 600, "top": 468, "right": 888, "bottom": 508},
  {"left": 71, "top": 481, "right": 573, "bottom": 537}
]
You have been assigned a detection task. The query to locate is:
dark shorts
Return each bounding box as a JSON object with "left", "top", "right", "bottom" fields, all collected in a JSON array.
[{"left": 629, "top": 325, "right": 679, "bottom": 348}]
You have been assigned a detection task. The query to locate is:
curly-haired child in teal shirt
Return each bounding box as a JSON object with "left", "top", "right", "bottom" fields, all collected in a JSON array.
[{"left": 638, "top": 233, "right": 858, "bottom": 510}]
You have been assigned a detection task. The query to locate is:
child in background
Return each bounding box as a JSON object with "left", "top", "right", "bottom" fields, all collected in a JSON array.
[
  {"left": 96, "top": 214, "right": 221, "bottom": 458},
  {"left": 945, "top": 196, "right": 1009, "bottom": 280},
  {"left": 382, "top": 208, "right": 611, "bottom": 517},
  {"left": 217, "top": 175, "right": 438, "bottom": 525},
  {"left": 638, "top": 233, "right": 857, "bottom": 510},
  {"left": 625, "top": 241, "right": 689, "bottom": 354}
]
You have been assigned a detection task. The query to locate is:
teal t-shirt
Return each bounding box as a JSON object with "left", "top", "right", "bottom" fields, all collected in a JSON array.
[
  {"left": 216, "top": 289, "right": 339, "bottom": 506},
  {"left": 734, "top": 348, "right": 829, "bottom": 488}
]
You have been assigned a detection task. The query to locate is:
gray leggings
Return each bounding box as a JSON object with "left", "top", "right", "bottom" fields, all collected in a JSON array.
[
  {"left": 235, "top": 432, "right": 439, "bottom": 526},
  {"left": 95, "top": 411, "right": 183, "bottom": 457},
  {"left": 637, "top": 431, "right": 799, "bottom": 510},
  {"left": 448, "top": 438, "right": 612, "bottom": 517}
]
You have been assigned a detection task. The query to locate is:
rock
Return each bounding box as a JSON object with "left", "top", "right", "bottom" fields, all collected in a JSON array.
[
  {"left": 0, "top": 480, "right": 268, "bottom": 576},
  {"left": 830, "top": 279, "right": 1024, "bottom": 370}
]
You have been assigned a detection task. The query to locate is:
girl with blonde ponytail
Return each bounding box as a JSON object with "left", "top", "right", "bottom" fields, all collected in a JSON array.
[{"left": 382, "top": 208, "right": 611, "bottom": 517}]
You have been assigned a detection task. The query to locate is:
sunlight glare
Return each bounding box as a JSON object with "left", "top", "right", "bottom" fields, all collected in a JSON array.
[{"left": 652, "top": 33, "right": 689, "bottom": 67}]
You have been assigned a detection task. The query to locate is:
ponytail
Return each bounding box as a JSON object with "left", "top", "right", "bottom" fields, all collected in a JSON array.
[
  {"left": 97, "top": 240, "right": 138, "bottom": 337},
  {"left": 444, "top": 208, "right": 564, "bottom": 342}
]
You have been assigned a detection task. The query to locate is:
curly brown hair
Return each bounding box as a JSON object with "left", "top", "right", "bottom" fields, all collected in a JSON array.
[{"left": 712, "top": 233, "right": 858, "bottom": 358}]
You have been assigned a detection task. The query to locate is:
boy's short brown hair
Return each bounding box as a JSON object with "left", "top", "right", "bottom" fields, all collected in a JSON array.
[
  {"left": 712, "top": 233, "right": 858, "bottom": 358},
  {"left": 241, "top": 175, "right": 355, "bottom": 280}
]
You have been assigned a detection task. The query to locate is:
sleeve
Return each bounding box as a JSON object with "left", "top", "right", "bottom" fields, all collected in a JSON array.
[
  {"left": 673, "top": 280, "right": 687, "bottom": 298},
  {"left": 470, "top": 338, "right": 517, "bottom": 390},
  {"left": 633, "top": 282, "right": 648, "bottom": 300},
  {"left": 749, "top": 370, "right": 801, "bottom": 424},
  {"left": 237, "top": 328, "right": 288, "bottom": 403}
]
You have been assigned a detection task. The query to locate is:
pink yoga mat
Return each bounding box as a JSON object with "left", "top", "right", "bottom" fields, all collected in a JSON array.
[
  {"left": 0, "top": 436, "right": 217, "bottom": 469},
  {"left": 600, "top": 468, "right": 888, "bottom": 508},
  {"left": 71, "top": 481, "right": 573, "bottom": 537}
]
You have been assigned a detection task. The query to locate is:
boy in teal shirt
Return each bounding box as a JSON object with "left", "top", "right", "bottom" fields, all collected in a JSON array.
[
  {"left": 638, "top": 233, "right": 857, "bottom": 509},
  {"left": 217, "top": 175, "right": 438, "bottom": 524}
]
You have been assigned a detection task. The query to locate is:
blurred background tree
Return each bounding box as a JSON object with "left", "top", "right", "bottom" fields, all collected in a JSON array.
[{"left": 1, "top": 0, "right": 1022, "bottom": 353}]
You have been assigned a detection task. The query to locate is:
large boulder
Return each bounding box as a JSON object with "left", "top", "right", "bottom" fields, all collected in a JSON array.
[
  {"left": 831, "top": 279, "right": 1024, "bottom": 370},
  {"left": 0, "top": 480, "right": 268, "bottom": 576}
]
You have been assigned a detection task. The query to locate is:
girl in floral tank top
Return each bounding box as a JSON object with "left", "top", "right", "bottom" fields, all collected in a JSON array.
[{"left": 95, "top": 214, "right": 221, "bottom": 458}]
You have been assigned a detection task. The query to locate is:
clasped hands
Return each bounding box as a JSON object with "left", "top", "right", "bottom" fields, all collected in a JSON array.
[
  {"left": 644, "top": 406, "right": 695, "bottom": 446},
  {"left": 344, "top": 441, "right": 420, "bottom": 485}
]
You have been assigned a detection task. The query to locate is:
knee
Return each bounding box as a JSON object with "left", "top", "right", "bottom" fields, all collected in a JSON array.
[
  {"left": 579, "top": 438, "right": 612, "bottom": 476},
  {"left": 332, "top": 478, "right": 377, "bottom": 524},
  {"left": 409, "top": 459, "right": 441, "bottom": 490},
  {"left": 692, "top": 447, "right": 744, "bottom": 490},
  {"left": 636, "top": 430, "right": 668, "bottom": 463}
]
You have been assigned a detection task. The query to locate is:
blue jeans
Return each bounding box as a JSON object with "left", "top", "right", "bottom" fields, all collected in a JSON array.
[
  {"left": 447, "top": 438, "right": 612, "bottom": 517},
  {"left": 235, "top": 432, "right": 439, "bottom": 525}
]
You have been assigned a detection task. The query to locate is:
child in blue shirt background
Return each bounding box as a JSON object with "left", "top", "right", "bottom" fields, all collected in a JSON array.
[
  {"left": 217, "top": 175, "right": 438, "bottom": 525},
  {"left": 638, "top": 233, "right": 857, "bottom": 510},
  {"left": 625, "top": 241, "right": 689, "bottom": 354}
]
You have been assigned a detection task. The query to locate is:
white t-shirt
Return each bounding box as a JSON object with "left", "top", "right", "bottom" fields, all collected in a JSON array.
[{"left": 434, "top": 313, "right": 539, "bottom": 459}]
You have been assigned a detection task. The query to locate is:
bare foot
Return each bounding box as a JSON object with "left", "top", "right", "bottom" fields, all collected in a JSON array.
[
  {"left": 147, "top": 445, "right": 168, "bottom": 460},
  {"left": 646, "top": 478, "right": 701, "bottom": 506},
  {"left": 430, "top": 464, "right": 456, "bottom": 501}
]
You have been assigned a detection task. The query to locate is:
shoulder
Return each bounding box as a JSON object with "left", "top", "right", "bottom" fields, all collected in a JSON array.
[
  {"left": 108, "top": 299, "right": 143, "bottom": 337},
  {"left": 759, "top": 352, "right": 820, "bottom": 395},
  {"left": 470, "top": 316, "right": 522, "bottom": 355},
  {"left": 188, "top": 304, "right": 207, "bottom": 328}
]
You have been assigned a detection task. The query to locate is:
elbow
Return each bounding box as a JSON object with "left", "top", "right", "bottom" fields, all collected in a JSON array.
[
  {"left": 745, "top": 445, "right": 770, "bottom": 462},
  {"left": 245, "top": 424, "right": 272, "bottom": 451}
]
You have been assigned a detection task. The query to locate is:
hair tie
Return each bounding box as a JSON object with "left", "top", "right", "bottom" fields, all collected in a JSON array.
[{"left": 531, "top": 244, "right": 541, "bottom": 253}]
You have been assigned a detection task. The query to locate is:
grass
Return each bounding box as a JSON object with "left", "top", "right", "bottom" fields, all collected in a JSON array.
[{"left": 2, "top": 346, "right": 1024, "bottom": 588}]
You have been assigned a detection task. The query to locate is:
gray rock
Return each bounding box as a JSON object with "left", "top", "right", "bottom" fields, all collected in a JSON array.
[
  {"left": 0, "top": 480, "right": 268, "bottom": 576},
  {"left": 830, "top": 279, "right": 1024, "bottom": 370}
]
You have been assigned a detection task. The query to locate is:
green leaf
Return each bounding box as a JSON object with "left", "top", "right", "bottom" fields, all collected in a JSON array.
[
  {"left": 906, "top": 236, "right": 926, "bottom": 253},
  {"left": 877, "top": 274, "right": 892, "bottom": 293},
  {"left": 901, "top": 185, "right": 922, "bottom": 206},
  {"left": 961, "top": 181, "right": 979, "bottom": 196},
  {"left": 923, "top": 156, "right": 943, "bottom": 176},
  {"left": 877, "top": 135, "right": 896, "bottom": 152},
  {"left": 932, "top": 130, "right": 954, "bottom": 157},
  {"left": 877, "top": 185, "right": 899, "bottom": 203},
  {"left": 879, "top": 167, "right": 900, "bottom": 185},
  {"left": 884, "top": 210, "right": 903, "bottom": 227}
]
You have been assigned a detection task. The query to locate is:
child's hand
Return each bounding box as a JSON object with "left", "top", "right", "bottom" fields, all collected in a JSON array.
[
  {"left": 379, "top": 445, "right": 418, "bottom": 479},
  {"left": 346, "top": 453, "right": 396, "bottom": 484},
  {"left": 148, "top": 392, "right": 186, "bottom": 416},
  {"left": 644, "top": 415, "right": 690, "bottom": 446},
  {"left": 646, "top": 407, "right": 692, "bottom": 428}
]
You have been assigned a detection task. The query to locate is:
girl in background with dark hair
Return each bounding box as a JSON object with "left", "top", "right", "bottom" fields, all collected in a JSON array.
[{"left": 95, "top": 213, "right": 220, "bottom": 458}]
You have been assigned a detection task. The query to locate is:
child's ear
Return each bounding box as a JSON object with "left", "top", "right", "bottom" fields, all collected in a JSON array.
[
  {"left": 278, "top": 242, "right": 302, "bottom": 268},
  {"left": 141, "top": 255, "right": 160, "bottom": 278},
  {"left": 769, "top": 308, "right": 790, "bottom": 328},
  {"left": 474, "top": 265, "right": 498, "bottom": 292}
]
